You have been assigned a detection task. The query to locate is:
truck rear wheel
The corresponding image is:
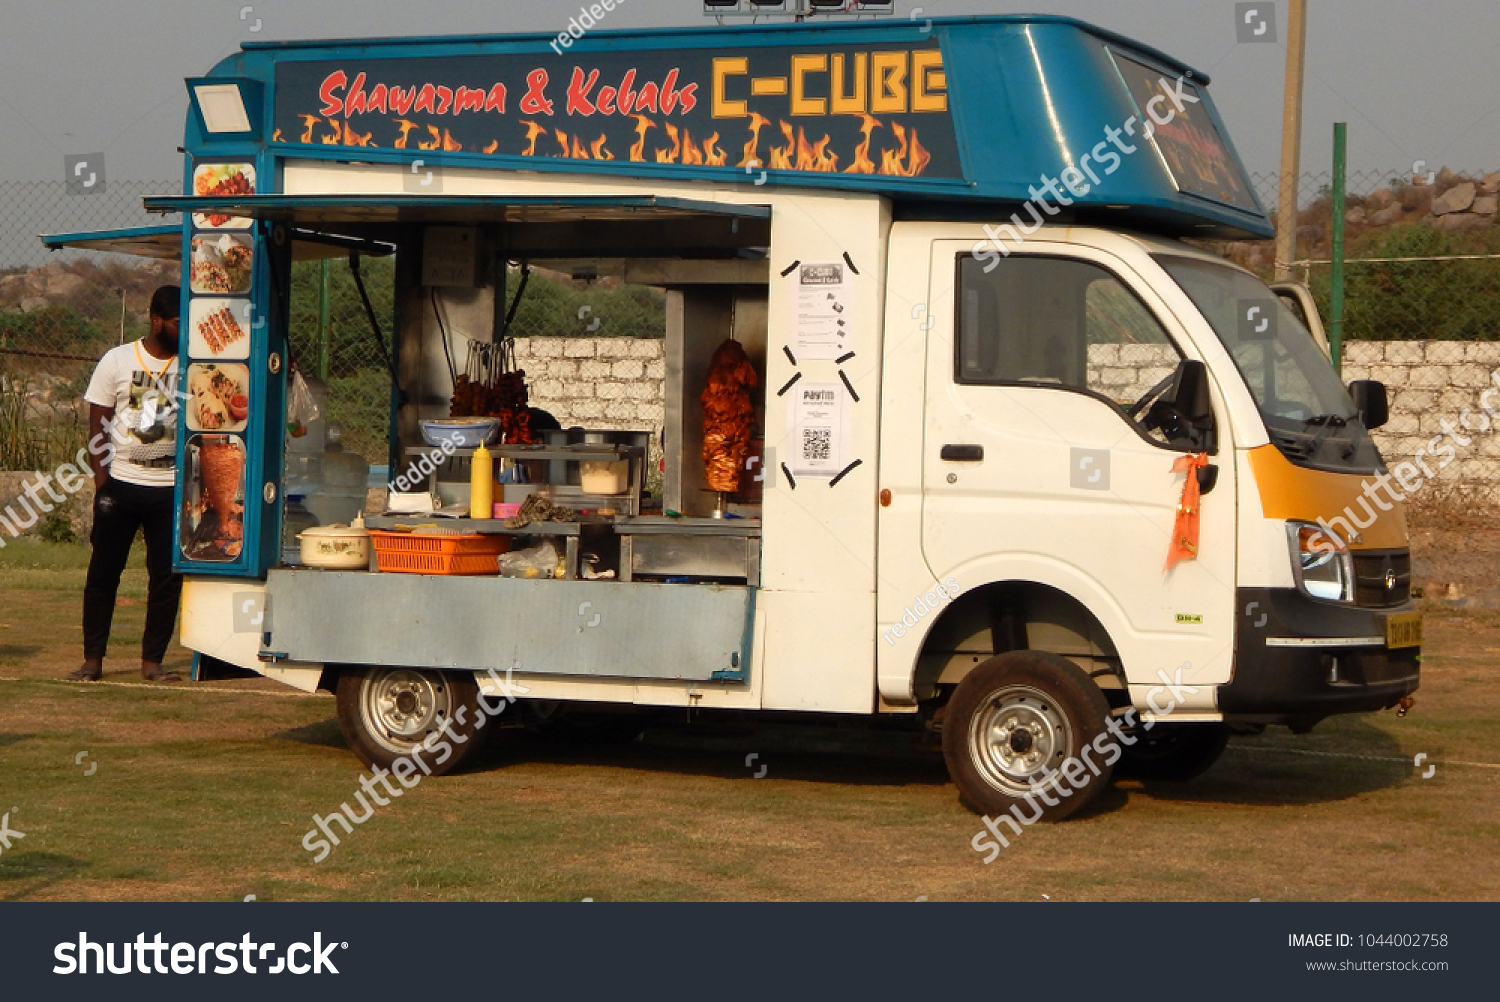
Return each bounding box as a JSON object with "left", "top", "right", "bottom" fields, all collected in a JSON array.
[
  {"left": 1116, "top": 723, "right": 1230, "bottom": 781},
  {"left": 942, "top": 651, "right": 1114, "bottom": 822},
  {"left": 336, "top": 667, "right": 488, "bottom": 775}
]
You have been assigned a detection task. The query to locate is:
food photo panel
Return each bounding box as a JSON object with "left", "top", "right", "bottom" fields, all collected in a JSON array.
[
  {"left": 184, "top": 362, "right": 250, "bottom": 434},
  {"left": 187, "top": 297, "right": 252, "bottom": 360},
  {"left": 190, "top": 233, "right": 254, "bottom": 295},
  {"left": 181, "top": 434, "right": 246, "bottom": 563},
  {"left": 191, "top": 162, "right": 255, "bottom": 230}
]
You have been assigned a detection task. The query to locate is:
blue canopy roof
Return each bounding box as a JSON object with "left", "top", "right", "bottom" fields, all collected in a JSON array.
[{"left": 184, "top": 15, "right": 1270, "bottom": 238}]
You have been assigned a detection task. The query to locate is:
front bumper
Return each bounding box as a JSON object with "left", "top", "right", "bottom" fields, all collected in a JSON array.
[{"left": 1221, "top": 587, "right": 1420, "bottom": 726}]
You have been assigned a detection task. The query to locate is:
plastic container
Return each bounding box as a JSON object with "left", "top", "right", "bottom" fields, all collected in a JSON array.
[
  {"left": 298, "top": 523, "right": 371, "bottom": 569},
  {"left": 370, "top": 530, "right": 509, "bottom": 575},
  {"left": 420, "top": 417, "right": 500, "bottom": 448},
  {"left": 281, "top": 495, "right": 318, "bottom": 565},
  {"left": 469, "top": 442, "right": 494, "bottom": 518},
  {"left": 580, "top": 460, "right": 628, "bottom": 494}
]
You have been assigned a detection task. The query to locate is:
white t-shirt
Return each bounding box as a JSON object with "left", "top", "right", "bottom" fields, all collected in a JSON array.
[{"left": 84, "top": 340, "right": 181, "bottom": 488}]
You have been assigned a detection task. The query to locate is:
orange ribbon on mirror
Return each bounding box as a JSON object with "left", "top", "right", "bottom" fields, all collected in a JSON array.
[{"left": 1165, "top": 452, "right": 1209, "bottom": 570}]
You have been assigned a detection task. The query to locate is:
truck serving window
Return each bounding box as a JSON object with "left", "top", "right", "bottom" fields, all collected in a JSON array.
[
  {"left": 956, "top": 254, "right": 1187, "bottom": 447},
  {"left": 1156, "top": 256, "right": 1382, "bottom": 472}
]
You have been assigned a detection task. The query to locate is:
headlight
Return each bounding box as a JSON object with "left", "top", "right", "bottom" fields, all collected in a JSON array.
[{"left": 1287, "top": 521, "right": 1355, "bottom": 603}]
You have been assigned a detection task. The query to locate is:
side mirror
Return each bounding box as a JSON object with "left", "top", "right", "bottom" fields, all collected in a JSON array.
[
  {"left": 1168, "top": 359, "right": 1213, "bottom": 424},
  {"left": 1348, "top": 380, "right": 1388, "bottom": 430}
]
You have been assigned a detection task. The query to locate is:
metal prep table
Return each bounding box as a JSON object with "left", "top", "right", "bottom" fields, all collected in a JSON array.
[{"left": 614, "top": 515, "right": 762, "bottom": 585}]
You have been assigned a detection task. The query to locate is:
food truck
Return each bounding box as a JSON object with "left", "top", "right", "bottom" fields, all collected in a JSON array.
[{"left": 46, "top": 15, "right": 1420, "bottom": 821}]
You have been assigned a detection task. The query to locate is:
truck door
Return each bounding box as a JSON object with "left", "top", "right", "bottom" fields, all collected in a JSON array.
[{"left": 919, "top": 240, "right": 1238, "bottom": 691}]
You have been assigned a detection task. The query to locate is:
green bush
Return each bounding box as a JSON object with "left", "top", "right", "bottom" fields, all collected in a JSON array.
[{"left": 1308, "top": 224, "right": 1500, "bottom": 341}]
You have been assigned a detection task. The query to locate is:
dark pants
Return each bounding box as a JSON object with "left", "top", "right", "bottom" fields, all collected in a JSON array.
[{"left": 83, "top": 477, "right": 183, "bottom": 663}]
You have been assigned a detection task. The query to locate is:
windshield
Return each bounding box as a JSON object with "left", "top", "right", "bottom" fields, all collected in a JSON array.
[{"left": 1157, "top": 256, "right": 1382, "bottom": 473}]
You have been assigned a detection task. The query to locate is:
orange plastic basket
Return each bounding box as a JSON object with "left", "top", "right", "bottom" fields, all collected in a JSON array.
[{"left": 369, "top": 530, "right": 509, "bottom": 575}]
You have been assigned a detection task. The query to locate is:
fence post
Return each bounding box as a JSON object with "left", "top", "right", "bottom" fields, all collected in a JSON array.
[
  {"left": 1330, "top": 122, "right": 1347, "bottom": 372},
  {"left": 317, "top": 257, "right": 331, "bottom": 381}
]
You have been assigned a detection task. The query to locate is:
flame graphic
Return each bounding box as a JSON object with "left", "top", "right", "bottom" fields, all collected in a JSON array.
[
  {"left": 394, "top": 119, "right": 419, "bottom": 150},
  {"left": 520, "top": 120, "right": 547, "bottom": 156},
  {"left": 845, "top": 114, "right": 881, "bottom": 174},
  {"left": 589, "top": 134, "right": 614, "bottom": 160},
  {"left": 876, "top": 122, "right": 931, "bottom": 176},
  {"left": 415, "top": 126, "right": 462, "bottom": 152},
  {"left": 738, "top": 112, "right": 771, "bottom": 168},
  {"left": 299, "top": 115, "right": 322, "bottom": 144},
  {"left": 342, "top": 122, "right": 374, "bottom": 147},
  {"left": 483, "top": 139, "right": 499, "bottom": 155},
  {"left": 655, "top": 123, "right": 683, "bottom": 164},
  {"left": 271, "top": 128, "right": 283, "bottom": 143},
  {"left": 629, "top": 114, "right": 656, "bottom": 162},
  {"left": 767, "top": 121, "right": 796, "bottom": 170},
  {"left": 796, "top": 130, "right": 838, "bottom": 172},
  {"left": 702, "top": 133, "right": 726, "bottom": 167}
]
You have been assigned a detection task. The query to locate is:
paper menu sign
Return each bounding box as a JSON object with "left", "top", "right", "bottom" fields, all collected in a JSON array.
[
  {"left": 788, "top": 382, "right": 850, "bottom": 477},
  {"left": 792, "top": 261, "right": 852, "bottom": 360}
]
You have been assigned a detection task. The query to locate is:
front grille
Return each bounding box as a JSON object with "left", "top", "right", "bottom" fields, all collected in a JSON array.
[{"left": 1353, "top": 549, "right": 1411, "bottom": 607}]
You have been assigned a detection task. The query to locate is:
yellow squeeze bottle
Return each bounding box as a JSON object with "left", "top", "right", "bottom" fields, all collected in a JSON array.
[{"left": 469, "top": 442, "right": 494, "bottom": 519}]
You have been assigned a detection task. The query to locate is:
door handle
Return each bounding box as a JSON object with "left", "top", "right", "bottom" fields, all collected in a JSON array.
[{"left": 940, "top": 444, "right": 984, "bottom": 462}]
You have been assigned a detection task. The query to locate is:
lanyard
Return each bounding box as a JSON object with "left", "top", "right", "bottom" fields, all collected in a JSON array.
[{"left": 134, "top": 341, "right": 176, "bottom": 389}]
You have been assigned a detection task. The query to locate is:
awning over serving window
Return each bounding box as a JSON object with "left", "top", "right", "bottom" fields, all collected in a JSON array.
[
  {"left": 40, "top": 223, "right": 395, "bottom": 261},
  {"left": 138, "top": 193, "right": 771, "bottom": 258},
  {"left": 141, "top": 193, "right": 771, "bottom": 226}
]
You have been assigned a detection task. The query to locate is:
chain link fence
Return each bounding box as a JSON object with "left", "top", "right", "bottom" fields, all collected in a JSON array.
[
  {"left": 1231, "top": 167, "right": 1500, "bottom": 342},
  {"left": 4, "top": 172, "right": 1495, "bottom": 469}
]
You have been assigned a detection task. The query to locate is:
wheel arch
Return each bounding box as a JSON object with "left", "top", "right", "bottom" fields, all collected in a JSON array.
[{"left": 912, "top": 580, "right": 1126, "bottom": 705}]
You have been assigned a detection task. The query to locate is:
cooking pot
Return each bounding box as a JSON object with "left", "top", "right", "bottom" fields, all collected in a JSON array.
[{"left": 297, "top": 523, "right": 371, "bottom": 569}]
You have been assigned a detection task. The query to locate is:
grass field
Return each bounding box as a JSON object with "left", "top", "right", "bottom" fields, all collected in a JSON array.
[{"left": 1, "top": 537, "right": 1496, "bottom": 902}]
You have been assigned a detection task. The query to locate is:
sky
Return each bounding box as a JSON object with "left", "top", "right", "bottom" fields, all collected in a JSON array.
[{"left": 0, "top": 0, "right": 1495, "bottom": 184}]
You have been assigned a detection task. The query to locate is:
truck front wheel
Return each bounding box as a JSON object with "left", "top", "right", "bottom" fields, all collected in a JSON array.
[
  {"left": 942, "top": 651, "right": 1115, "bottom": 822},
  {"left": 336, "top": 667, "right": 488, "bottom": 775}
]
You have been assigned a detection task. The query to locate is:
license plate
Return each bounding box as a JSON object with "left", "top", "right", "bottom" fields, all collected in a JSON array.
[{"left": 1386, "top": 613, "right": 1423, "bottom": 649}]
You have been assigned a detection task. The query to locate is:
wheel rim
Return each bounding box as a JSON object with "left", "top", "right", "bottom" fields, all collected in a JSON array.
[
  {"left": 968, "top": 685, "right": 1074, "bottom": 797},
  {"left": 358, "top": 668, "right": 455, "bottom": 756}
]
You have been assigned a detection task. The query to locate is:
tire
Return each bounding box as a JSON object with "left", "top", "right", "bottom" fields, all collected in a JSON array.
[
  {"left": 336, "top": 667, "right": 488, "bottom": 775},
  {"left": 942, "top": 651, "right": 1115, "bottom": 822},
  {"left": 1115, "top": 723, "right": 1230, "bottom": 782}
]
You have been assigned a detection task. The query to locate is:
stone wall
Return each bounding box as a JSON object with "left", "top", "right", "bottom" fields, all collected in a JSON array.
[
  {"left": 512, "top": 337, "right": 665, "bottom": 435},
  {"left": 1343, "top": 341, "right": 1500, "bottom": 492}
]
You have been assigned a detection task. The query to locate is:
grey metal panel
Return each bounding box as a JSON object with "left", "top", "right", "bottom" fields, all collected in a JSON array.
[
  {"left": 629, "top": 534, "right": 751, "bottom": 580},
  {"left": 264, "top": 570, "right": 752, "bottom": 682}
]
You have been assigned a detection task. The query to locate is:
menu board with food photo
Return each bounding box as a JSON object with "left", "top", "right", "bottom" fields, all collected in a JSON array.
[
  {"left": 185, "top": 363, "right": 250, "bottom": 433},
  {"left": 191, "top": 163, "right": 255, "bottom": 230},
  {"left": 190, "top": 233, "right": 254, "bottom": 295},
  {"left": 182, "top": 434, "right": 246, "bottom": 562},
  {"left": 188, "top": 298, "right": 252, "bottom": 360}
]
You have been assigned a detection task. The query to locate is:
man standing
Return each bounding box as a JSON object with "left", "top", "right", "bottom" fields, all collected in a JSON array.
[{"left": 68, "top": 286, "right": 185, "bottom": 683}]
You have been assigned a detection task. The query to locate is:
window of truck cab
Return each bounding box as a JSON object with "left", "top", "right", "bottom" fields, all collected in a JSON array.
[
  {"left": 1155, "top": 255, "right": 1383, "bottom": 474},
  {"left": 953, "top": 253, "right": 1202, "bottom": 451}
]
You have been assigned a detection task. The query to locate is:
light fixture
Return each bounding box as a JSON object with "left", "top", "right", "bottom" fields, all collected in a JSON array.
[{"left": 194, "top": 84, "right": 252, "bottom": 133}]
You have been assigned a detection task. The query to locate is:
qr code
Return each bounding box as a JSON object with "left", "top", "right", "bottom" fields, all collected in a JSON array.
[{"left": 802, "top": 426, "right": 832, "bottom": 461}]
